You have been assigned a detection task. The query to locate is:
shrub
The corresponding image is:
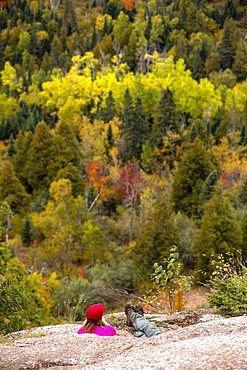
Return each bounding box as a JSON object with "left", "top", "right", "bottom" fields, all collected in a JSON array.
[
  {"left": 0, "top": 203, "right": 44, "bottom": 335},
  {"left": 208, "top": 254, "right": 247, "bottom": 316}
]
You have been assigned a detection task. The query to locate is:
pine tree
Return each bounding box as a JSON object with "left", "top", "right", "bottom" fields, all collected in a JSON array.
[
  {"left": 122, "top": 90, "right": 149, "bottom": 162},
  {"left": 240, "top": 212, "right": 247, "bottom": 261},
  {"left": 190, "top": 123, "right": 197, "bottom": 143},
  {"left": 193, "top": 186, "right": 243, "bottom": 281},
  {"left": 133, "top": 195, "right": 181, "bottom": 281},
  {"left": 56, "top": 163, "right": 85, "bottom": 197},
  {"left": 63, "top": 0, "right": 78, "bottom": 35},
  {"left": 91, "top": 25, "right": 97, "bottom": 50},
  {"left": 21, "top": 216, "right": 33, "bottom": 247},
  {"left": 187, "top": 48, "right": 206, "bottom": 82},
  {"left": 232, "top": 39, "right": 247, "bottom": 82},
  {"left": 0, "top": 160, "right": 31, "bottom": 214},
  {"left": 171, "top": 138, "right": 214, "bottom": 218},
  {"left": 218, "top": 18, "right": 235, "bottom": 70},
  {"left": 145, "top": 16, "right": 152, "bottom": 41},
  {"left": 197, "top": 170, "right": 219, "bottom": 216},
  {"left": 150, "top": 88, "right": 180, "bottom": 149},
  {"left": 100, "top": 90, "right": 117, "bottom": 122},
  {"left": 223, "top": 0, "right": 237, "bottom": 21},
  {"left": 50, "top": 34, "right": 63, "bottom": 68},
  {"left": 123, "top": 30, "right": 137, "bottom": 71},
  {"left": 12, "top": 131, "right": 33, "bottom": 192},
  {"left": 7, "top": 134, "right": 16, "bottom": 156},
  {"left": 26, "top": 122, "right": 56, "bottom": 193},
  {"left": 105, "top": 123, "right": 115, "bottom": 160},
  {"left": 54, "top": 121, "right": 82, "bottom": 168},
  {"left": 239, "top": 125, "right": 247, "bottom": 146}
]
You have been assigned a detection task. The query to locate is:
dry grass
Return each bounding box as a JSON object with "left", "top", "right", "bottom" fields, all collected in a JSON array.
[{"left": 183, "top": 286, "right": 210, "bottom": 310}]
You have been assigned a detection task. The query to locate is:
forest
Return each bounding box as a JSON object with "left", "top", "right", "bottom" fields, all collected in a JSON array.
[{"left": 1, "top": 0, "right": 247, "bottom": 333}]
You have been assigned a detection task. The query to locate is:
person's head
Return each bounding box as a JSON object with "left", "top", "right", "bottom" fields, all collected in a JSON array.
[{"left": 82, "top": 304, "right": 106, "bottom": 332}]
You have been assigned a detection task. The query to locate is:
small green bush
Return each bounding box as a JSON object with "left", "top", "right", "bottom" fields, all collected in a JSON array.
[
  {"left": 208, "top": 255, "right": 247, "bottom": 316},
  {"left": 209, "top": 271, "right": 247, "bottom": 316},
  {"left": 0, "top": 203, "right": 44, "bottom": 335}
]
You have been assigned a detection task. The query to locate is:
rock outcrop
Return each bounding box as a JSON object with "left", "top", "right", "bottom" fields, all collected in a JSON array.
[{"left": 0, "top": 311, "right": 247, "bottom": 370}]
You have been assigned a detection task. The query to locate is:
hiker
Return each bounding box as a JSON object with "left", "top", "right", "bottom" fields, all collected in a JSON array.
[
  {"left": 125, "top": 303, "right": 162, "bottom": 338},
  {"left": 78, "top": 303, "right": 120, "bottom": 336}
]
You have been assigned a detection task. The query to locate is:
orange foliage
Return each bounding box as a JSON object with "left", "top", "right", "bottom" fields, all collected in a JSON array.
[
  {"left": 85, "top": 161, "right": 110, "bottom": 200},
  {"left": 122, "top": 0, "right": 134, "bottom": 11},
  {"left": 142, "top": 288, "right": 184, "bottom": 313},
  {"left": 79, "top": 266, "right": 86, "bottom": 279}
]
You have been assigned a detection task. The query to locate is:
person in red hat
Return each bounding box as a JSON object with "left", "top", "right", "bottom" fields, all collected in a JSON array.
[{"left": 77, "top": 304, "right": 119, "bottom": 336}]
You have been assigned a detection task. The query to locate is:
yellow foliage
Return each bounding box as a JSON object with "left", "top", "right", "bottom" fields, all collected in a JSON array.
[
  {"left": 95, "top": 14, "right": 112, "bottom": 31},
  {"left": 209, "top": 133, "right": 247, "bottom": 186}
]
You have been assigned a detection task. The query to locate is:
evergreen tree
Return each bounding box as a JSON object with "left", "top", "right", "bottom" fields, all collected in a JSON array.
[
  {"left": 56, "top": 163, "right": 85, "bottom": 197},
  {"left": 104, "top": 123, "right": 115, "bottom": 160},
  {"left": 145, "top": 16, "right": 152, "bottom": 41},
  {"left": 63, "top": 0, "right": 78, "bottom": 35},
  {"left": 12, "top": 131, "right": 33, "bottom": 192},
  {"left": 171, "top": 138, "right": 214, "bottom": 217},
  {"left": 239, "top": 125, "right": 247, "bottom": 146},
  {"left": 54, "top": 121, "right": 82, "bottom": 168},
  {"left": 218, "top": 18, "right": 235, "bottom": 70},
  {"left": 240, "top": 212, "right": 247, "bottom": 261},
  {"left": 190, "top": 123, "right": 197, "bottom": 143},
  {"left": 223, "top": 0, "right": 237, "bottom": 21},
  {"left": 193, "top": 187, "right": 243, "bottom": 281},
  {"left": 91, "top": 25, "right": 97, "bottom": 49},
  {"left": 100, "top": 90, "right": 117, "bottom": 122},
  {"left": 197, "top": 170, "right": 219, "bottom": 216},
  {"left": 7, "top": 134, "right": 16, "bottom": 156},
  {"left": 150, "top": 88, "right": 180, "bottom": 149},
  {"left": 26, "top": 122, "right": 56, "bottom": 193},
  {"left": 187, "top": 48, "right": 206, "bottom": 82},
  {"left": 50, "top": 34, "right": 63, "bottom": 68},
  {"left": 102, "top": 17, "right": 108, "bottom": 38},
  {"left": 232, "top": 39, "right": 247, "bottom": 82},
  {"left": 122, "top": 90, "right": 149, "bottom": 162},
  {"left": 133, "top": 195, "right": 181, "bottom": 281},
  {"left": 21, "top": 216, "right": 33, "bottom": 247},
  {"left": 0, "top": 160, "right": 31, "bottom": 215},
  {"left": 123, "top": 30, "right": 137, "bottom": 71}
]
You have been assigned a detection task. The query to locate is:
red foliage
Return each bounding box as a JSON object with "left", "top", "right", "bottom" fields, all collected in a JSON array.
[
  {"left": 79, "top": 266, "right": 86, "bottom": 279},
  {"left": 115, "top": 163, "right": 143, "bottom": 206},
  {"left": 0, "top": 1, "right": 6, "bottom": 10}
]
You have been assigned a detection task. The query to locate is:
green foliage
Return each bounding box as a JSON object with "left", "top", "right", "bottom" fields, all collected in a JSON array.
[
  {"left": 121, "top": 89, "right": 148, "bottom": 162},
  {"left": 133, "top": 195, "right": 181, "bottom": 281},
  {"left": 208, "top": 254, "right": 247, "bottom": 316},
  {"left": 50, "top": 276, "right": 90, "bottom": 322},
  {"left": 1, "top": 0, "right": 247, "bottom": 304},
  {"left": 151, "top": 88, "right": 180, "bottom": 149},
  {"left": 193, "top": 187, "right": 243, "bottom": 281},
  {"left": 26, "top": 122, "right": 56, "bottom": 192},
  {"left": 152, "top": 245, "right": 193, "bottom": 312},
  {"left": 0, "top": 203, "right": 44, "bottom": 335},
  {"left": 171, "top": 138, "right": 215, "bottom": 218},
  {"left": 172, "top": 213, "right": 197, "bottom": 270},
  {"left": 0, "top": 160, "right": 31, "bottom": 215}
]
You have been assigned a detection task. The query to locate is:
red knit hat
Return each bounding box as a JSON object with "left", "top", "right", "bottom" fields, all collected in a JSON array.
[{"left": 86, "top": 304, "right": 105, "bottom": 322}]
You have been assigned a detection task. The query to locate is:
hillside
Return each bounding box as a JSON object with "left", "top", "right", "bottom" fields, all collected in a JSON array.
[{"left": 2, "top": 0, "right": 247, "bottom": 332}]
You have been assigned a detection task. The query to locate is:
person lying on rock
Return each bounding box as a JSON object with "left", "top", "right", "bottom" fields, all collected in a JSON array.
[
  {"left": 125, "top": 302, "right": 162, "bottom": 338},
  {"left": 78, "top": 303, "right": 120, "bottom": 336}
]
